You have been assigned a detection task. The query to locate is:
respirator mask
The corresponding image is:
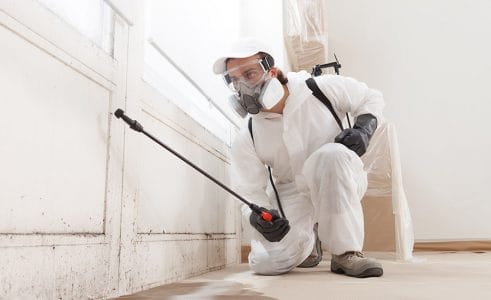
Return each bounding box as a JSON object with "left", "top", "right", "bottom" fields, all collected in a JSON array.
[{"left": 223, "top": 56, "right": 285, "bottom": 118}]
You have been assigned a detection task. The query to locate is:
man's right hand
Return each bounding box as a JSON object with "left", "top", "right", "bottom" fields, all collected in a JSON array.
[{"left": 249, "top": 208, "right": 290, "bottom": 242}]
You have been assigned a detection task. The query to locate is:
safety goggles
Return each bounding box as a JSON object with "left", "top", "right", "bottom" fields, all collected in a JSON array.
[{"left": 222, "top": 58, "right": 271, "bottom": 92}]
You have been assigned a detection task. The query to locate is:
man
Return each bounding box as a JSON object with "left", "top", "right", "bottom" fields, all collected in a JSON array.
[{"left": 213, "top": 38, "right": 384, "bottom": 277}]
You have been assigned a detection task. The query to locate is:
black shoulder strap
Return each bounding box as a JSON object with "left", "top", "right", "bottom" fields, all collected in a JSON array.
[
  {"left": 305, "top": 78, "right": 344, "bottom": 131},
  {"left": 248, "top": 117, "right": 254, "bottom": 143}
]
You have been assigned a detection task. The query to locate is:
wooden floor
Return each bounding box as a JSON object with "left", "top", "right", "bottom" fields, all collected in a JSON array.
[{"left": 115, "top": 251, "right": 491, "bottom": 299}]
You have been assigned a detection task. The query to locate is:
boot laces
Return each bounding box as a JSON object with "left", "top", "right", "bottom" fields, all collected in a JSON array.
[{"left": 345, "top": 251, "right": 365, "bottom": 261}]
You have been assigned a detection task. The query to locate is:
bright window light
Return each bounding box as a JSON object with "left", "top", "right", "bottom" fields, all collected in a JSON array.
[
  {"left": 37, "top": 0, "right": 115, "bottom": 55},
  {"left": 143, "top": 42, "right": 234, "bottom": 144},
  {"left": 143, "top": 0, "right": 241, "bottom": 146}
]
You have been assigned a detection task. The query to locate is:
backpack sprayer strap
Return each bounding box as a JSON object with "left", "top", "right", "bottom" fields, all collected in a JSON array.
[
  {"left": 305, "top": 78, "right": 344, "bottom": 131},
  {"left": 311, "top": 55, "right": 352, "bottom": 129}
]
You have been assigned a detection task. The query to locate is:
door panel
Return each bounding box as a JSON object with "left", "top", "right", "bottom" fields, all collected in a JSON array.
[
  {"left": 0, "top": 1, "right": 127, "bottom": 298},
  {"left": 0, "top": 24, "right": 110, "bottom": 234}
]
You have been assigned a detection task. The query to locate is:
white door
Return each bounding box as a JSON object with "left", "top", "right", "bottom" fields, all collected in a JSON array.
[{"left": 0, "top": 0, "right": 129, "bottom": 298}]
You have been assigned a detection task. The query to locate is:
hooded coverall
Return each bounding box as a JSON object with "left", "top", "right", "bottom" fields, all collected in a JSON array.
[{"left": 231, "top": 70, "right": 385, "bottom": 275}]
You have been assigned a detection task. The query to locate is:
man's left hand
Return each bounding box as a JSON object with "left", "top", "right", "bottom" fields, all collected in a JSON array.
[
  {"left": 335, "top": 128, "right": 369, "bottom": 156},
  {"left": 335, "top": 113, "right": 378, "bottom": 157}
]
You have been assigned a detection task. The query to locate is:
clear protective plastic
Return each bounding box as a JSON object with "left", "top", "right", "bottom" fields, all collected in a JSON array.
[
  {"left": 283, "top": 0, "right": 328, "bottom": 72},
  {"left": 362, "top": 122, "right": 415, "bottom": 261}
]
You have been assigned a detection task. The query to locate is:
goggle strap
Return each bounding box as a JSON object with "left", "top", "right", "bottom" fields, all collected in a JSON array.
[{"left": 260, "top": 55, "right": 274, "bottom": 71}]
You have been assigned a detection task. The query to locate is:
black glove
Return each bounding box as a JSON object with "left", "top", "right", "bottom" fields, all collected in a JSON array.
[
  {"left": 334, "top": 113, "right": 378, "bottom": 157},
  {"left": 249, "top": 208, "right": 290, "bottom": 242}
]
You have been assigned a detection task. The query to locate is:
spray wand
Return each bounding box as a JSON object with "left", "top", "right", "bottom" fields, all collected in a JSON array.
[{"left": 114, "top": 109, "right": 273, "bottom": 222}]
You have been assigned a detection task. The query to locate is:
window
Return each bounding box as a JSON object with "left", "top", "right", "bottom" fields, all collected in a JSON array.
[
  {"left": 37, "top": 0, "right": 115, "bottom": 55},
  {"left": 143, "top": 41, "right": 239, "bottom": 145},
  {"left": 143, "top": 0, "right": 242, "bottom": 145}
]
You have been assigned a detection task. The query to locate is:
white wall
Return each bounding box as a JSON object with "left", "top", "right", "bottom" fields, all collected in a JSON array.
[{"left": 325, "top": 0, "right": 491, "bottom": 241}]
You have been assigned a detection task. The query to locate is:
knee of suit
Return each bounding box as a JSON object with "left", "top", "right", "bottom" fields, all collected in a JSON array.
[
  {"left": 248, "top": 236, "right": 311, "bottom": 275},
  {"left": 318, "top": 143, "right": 355, "bottom": 165},
  {"left": 304, "top": 143, "right": 358, "bottom": 177},
  {"left": 249, "top": 252, "right": 300, "bottom": 275}
]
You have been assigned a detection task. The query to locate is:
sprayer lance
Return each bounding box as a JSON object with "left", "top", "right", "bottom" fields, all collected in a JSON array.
[{"left": 114, "top": 109, "right": 272, "bottom": 222}]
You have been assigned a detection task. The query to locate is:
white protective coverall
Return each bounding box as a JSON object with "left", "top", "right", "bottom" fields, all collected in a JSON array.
[{"left": 231, "top": 70, "right": 385, "bottom": 275}]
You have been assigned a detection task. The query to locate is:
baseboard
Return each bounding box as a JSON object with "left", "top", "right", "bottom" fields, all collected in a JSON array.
[
  {"left": 242, "top": 241, "right": 491, "bottom": 261},
  {"left": 414, "top": 240, "right": 491, "bottom": 252}
]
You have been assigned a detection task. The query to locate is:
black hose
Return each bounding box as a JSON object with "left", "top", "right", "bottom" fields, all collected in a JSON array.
[{"left": 268, "top": 166, "right": 286, "bottom": 219}]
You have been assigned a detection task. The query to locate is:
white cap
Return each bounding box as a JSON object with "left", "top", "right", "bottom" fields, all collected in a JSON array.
[{"left": 212, "top": 37, "right": 273, "bottom": 74}]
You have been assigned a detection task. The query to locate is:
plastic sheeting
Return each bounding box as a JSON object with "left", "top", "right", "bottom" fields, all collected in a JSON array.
[
  {"left": 283, "top": 0, "right": 328, "bottom": 72},
  {"left": 362, "top": 122, "right": 414, "bottom": 260}
]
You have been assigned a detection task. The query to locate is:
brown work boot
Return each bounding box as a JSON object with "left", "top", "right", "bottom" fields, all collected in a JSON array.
[
  {"left": 331, "top": 251, "right": 383, "bottom": 278},
  {"left": 297, "top": 223, "right": 322, "bottom": 268}
]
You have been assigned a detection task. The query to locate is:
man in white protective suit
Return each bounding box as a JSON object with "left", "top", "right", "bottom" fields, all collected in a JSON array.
[{"left": 213, "top": 38, "right": 384, "bottom": 277}]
